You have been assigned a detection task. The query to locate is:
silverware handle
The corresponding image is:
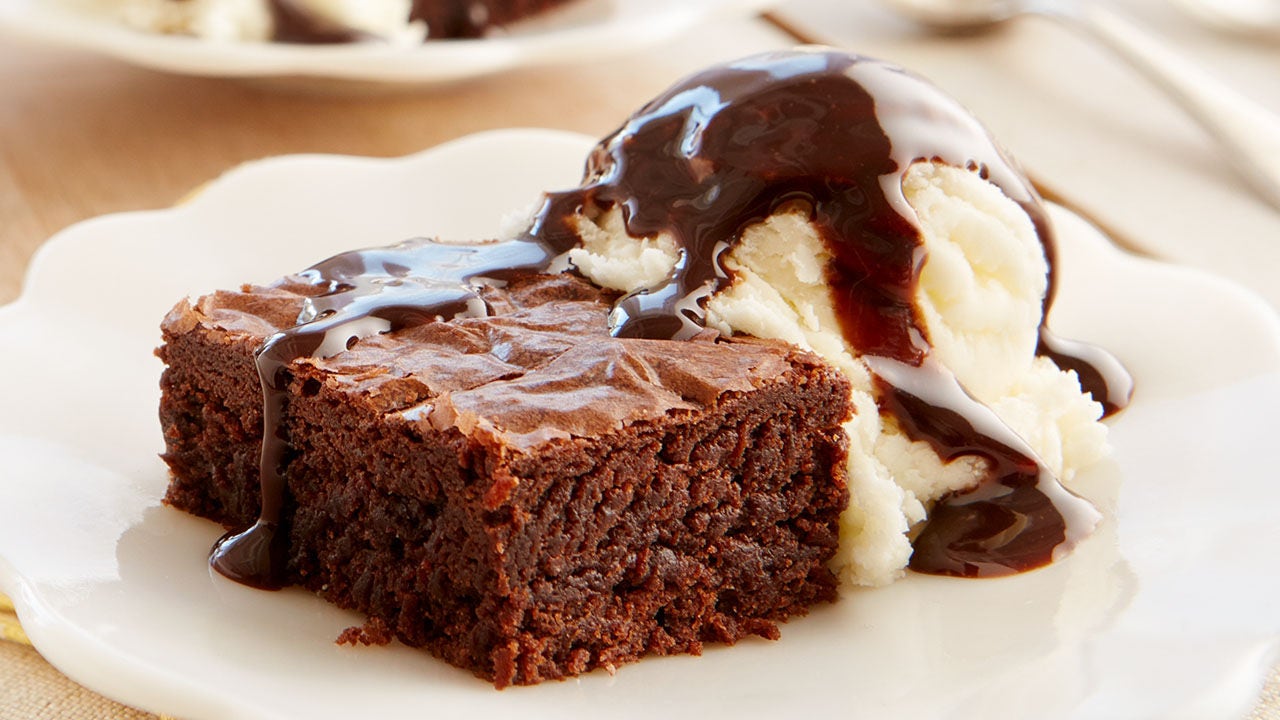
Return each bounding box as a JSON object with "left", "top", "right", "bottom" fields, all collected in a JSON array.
[{"left": 1048, "top": 3, "right": 1280, "bottom": 211}]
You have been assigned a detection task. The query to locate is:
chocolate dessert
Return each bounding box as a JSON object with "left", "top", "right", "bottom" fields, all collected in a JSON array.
[
  {"left": 110, "top": 0, "right": 580, "bottom": 45},
  {"left": 157, "top": 48, "right": 1130, "bottom": 687},
  {"left": 408, "top": 0, "right": 576, "bottom": 40},
  {"left": 159, "top": 269, "right": 851, "bottom": 687}
]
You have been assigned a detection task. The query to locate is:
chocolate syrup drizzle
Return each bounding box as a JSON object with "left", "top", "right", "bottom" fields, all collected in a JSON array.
[
  {"left": 210, "top": 239, "right": 557, "bottom": 588},
  {"left": 211, "top": 49, "right": 1131, "bottom": 587},
  {"left": 526, "top": 49, "right": 1131, "bottom": 576}
]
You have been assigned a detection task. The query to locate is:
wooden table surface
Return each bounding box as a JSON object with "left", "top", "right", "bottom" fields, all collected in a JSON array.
[{"left": 1, "top": 2, "right": 1277, "bottom": 718}]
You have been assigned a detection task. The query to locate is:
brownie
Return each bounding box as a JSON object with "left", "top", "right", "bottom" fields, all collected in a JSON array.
[{"left": 158, "top": 271, "right": 851, "bottom": 687}]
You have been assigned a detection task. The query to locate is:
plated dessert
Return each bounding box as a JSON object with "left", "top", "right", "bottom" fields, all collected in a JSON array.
[
  {"left": 0, "top": 1, "right": 775, "bottom": 85},
  {"left": 156, "top": 48, "right": 1130, "bottom": 687},
  {"left": 97, "top": 0, "right": 578, "bottom": 43}
]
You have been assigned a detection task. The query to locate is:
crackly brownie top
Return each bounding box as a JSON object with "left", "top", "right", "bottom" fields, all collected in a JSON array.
[{"left": 166, "top": 272, "right": 837, "bottom": 450}]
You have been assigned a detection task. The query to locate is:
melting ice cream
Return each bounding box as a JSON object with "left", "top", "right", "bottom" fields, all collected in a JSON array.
[{"left": 210, "top": 48, "right": 1131, "bottom": 589}]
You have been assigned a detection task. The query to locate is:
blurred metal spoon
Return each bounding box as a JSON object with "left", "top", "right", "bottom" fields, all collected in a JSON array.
[
  {"left": 882, "top": 0, "right": 1280, "bottom": 212},
  {"left": 1175, "top": 0, "right": 1280, "bottom": 39}
]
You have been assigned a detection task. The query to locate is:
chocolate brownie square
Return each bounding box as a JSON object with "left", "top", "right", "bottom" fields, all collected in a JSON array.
[{"left": 158, "top": 271, "right": 850, "bottom": 687}]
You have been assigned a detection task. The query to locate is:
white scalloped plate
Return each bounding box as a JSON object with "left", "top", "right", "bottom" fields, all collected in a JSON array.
[
  {"left": 1, "top": 129, "right": 1277, "bottom": 720},
  {"left": 0, "top": 0, "right": 775, "bottom": 85}
]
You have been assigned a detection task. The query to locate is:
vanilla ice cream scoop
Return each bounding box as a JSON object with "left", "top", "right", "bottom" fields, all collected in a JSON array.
[{"left": 524, "top": 47, "right": 1131, "bottom": 585}]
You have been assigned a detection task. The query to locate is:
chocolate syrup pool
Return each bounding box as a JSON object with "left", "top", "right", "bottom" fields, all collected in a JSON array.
[{"left": 211, "top": 48, "right": 1131, "bottom": 587}]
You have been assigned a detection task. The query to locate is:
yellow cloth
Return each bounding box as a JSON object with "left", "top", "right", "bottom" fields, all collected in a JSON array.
[{"left": 1, "top": 592, "right": 30, "bottom": 644}]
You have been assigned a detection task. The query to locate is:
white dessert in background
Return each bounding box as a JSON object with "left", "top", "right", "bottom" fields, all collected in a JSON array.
[
  {"left": 568, "top": 160, "right": 1110, "bottom": 587},
  {"left": 110, "top": 0, "right": 270, "bottom": 41},
  {"left": 99, "top": 0, "right": 426, "bottom": 43}
]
